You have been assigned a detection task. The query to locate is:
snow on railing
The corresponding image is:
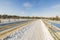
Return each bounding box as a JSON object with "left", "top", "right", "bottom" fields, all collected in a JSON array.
[{"left": 3, "top": 23, "right": 31, "bottom": 40}]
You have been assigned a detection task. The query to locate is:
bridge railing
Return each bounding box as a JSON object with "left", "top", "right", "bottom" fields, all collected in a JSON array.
[{"left": 43, "top": 20, "right": 60, "bottom": 40}]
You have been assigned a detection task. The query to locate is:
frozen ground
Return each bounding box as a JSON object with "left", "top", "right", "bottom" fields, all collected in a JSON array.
[
  {"left": 0, "top": 19, "right": 30, "bottom": 23},
  {"left": 3, "top": 20, "right": 54, "bottom": 40}
]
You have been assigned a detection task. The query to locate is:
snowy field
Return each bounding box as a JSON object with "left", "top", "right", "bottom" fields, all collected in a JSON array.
[{"left": 0, "top": 19, "right": 32, "bottom": 23}]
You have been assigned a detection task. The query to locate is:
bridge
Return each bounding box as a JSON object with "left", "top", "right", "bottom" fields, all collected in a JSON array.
[{"left": 0, "top": 19, "right": 59, "bottom": 40}]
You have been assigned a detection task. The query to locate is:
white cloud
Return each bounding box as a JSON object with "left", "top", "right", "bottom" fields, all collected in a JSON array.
[
  {"left": 51, "top": 4, "right": 60, "bottom": 9},
  {"left": 35, "top": 5, "right": 60, "bottom": 17},
  {"left": 40, "top": 8, "right": 60, "bottom": 17},
  {"left": 39, "top": 4, "right": 60, "bottom": 17},
  {"left": 23, "top": 2, "right": 32, "bottom": 9}
]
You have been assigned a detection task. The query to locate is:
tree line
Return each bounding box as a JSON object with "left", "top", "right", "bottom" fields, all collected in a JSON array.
[
  {"left": 48, "top": 16, "right": 60, "bottom": 21},
  {"left": 0, "top": 15, "right": 20, "bottom": 19},
  {"left": 0, "top": 15, "right": 44, "bottom": 19},
  {"left": 0, "top": 15, "right": 60, "bottom": 21}
]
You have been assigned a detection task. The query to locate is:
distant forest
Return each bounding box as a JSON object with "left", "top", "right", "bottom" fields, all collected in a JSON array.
[{"left": 0, "top": 15, "right": 60, "bottom": 21}]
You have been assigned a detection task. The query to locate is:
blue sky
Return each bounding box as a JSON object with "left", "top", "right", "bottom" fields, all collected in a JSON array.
[{"left": 0, "top": 0, "right": 60, "bottom": 17}]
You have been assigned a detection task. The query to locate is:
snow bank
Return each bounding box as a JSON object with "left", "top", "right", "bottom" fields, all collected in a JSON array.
[{"left": 3, "top": 23, "right": 32, "bottom": 40}]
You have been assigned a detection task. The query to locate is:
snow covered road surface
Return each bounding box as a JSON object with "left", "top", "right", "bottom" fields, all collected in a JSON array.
[
  {"left": 3, "top": 20, "right": 54, "bottom": 40},
  {"left": 20, "top": 20, "right": 54, "bottom": 40}
]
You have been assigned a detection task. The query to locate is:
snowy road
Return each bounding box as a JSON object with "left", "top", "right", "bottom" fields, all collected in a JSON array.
[
  {"left": 2, "top": 20, "right": 54, "bottom": 40},
  {"left": 20, "top": 20, "right": 54, "bottom": 40}
]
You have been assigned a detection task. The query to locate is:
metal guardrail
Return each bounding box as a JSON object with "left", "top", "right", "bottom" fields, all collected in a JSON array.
[
  {"left": 43, "top": 20, "right": 60, "bottom": 40},
  {"left": 0, "top": 20, "right": 36, "bottom": 40}
]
